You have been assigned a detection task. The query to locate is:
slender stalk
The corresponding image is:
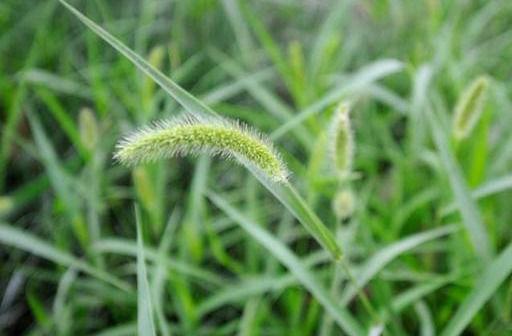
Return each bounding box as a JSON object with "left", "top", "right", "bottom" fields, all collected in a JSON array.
[
  {"left": 338, "top": 257, "right": 381, "bottom": 327},
  {"left": 319, "top": 264, "right": 343, "bottom": 336}
]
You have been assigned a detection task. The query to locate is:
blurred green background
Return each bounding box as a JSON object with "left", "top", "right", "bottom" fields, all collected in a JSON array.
[{"left": 1, "top": 0, "right": 512, "bottom": 335}]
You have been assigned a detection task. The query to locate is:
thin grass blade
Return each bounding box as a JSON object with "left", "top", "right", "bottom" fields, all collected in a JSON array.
[
  {"left": 58, "top": 0, "right": 341, "bottom": 261},
  {"left": 341, "top": 225, "right": 457, "bottom": 304},
  {"left": 135, "top": 206, "right": 156, "bottom": 336},
  {"left": 440, "top": 174, "right": 512, "bottom": 217},
  {"left": 94, "top": 238, "right": 225, "bottom": 286},
  {"left": 271, "top": 59, "right": 404, "bottom": 139},
  {"left": 58, "top": 0, "right": 217, "bottom": 120},
  {"left": 206, "top": 191, "right": 364, "bottom": 336}
]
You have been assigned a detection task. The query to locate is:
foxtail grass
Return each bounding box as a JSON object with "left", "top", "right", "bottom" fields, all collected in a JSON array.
[
  {"left": 329, "top": 102, "right": 354, "bottom": 179},
  {"left": 115, "top": 114, "right": 289, "bottom": 183},
  {"left": 452, "top": 76, "right": 490, "bottom": 141}
]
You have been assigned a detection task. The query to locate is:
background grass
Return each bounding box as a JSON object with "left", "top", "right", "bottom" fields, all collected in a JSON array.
[{"left": 1, "top": 0, "right": 512, "bottom": 335}]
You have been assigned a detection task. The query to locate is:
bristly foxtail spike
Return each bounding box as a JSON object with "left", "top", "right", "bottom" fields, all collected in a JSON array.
[{"left": 114, "top": 113, "right": 289, "bottom": 183}]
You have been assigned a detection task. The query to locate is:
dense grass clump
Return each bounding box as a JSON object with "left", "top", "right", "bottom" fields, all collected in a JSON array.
[{"left": 1, "top": 1, "right": 512, "bottom": 335}]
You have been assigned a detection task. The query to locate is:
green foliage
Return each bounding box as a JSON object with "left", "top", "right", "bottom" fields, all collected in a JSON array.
[
  {"left": 2, "top": 0, "right": 512, "bottom": 335},
  {"left": 135, "top": 206, "right": 157, "bottom": 336},
  {"left": 452, "top": 76, "right": 490, "bottom": 141}
]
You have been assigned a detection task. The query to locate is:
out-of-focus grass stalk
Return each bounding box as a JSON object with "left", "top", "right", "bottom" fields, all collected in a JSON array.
[{"left": 452, "top": 76, "right": 490, "bottom": 142}]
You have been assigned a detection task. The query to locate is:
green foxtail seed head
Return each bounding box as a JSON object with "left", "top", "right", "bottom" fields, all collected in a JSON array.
[
  {"left": 331, "top": 188, "right": 355, "bottom": 220},
  {"left": 114, "top": 114, "right": 289, "bottom": 183},
  {"left": 452, "top": 76, "right": 490, "bottom": 141},
  {"left": 328, "top": 102, "right": 354, "bottom": 178}
]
